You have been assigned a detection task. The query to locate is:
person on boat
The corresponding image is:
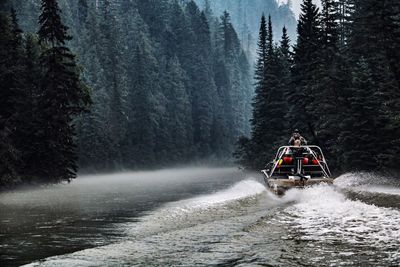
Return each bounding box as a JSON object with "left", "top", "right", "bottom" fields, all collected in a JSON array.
[
  {"left": 292, "top": 138, "right": 307, "bottom": 181},
  {"left": 288, "top": 129, "right": 307, "bottom": 146}
]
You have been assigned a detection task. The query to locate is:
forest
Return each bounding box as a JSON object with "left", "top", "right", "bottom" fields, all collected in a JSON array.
[
  {"left": 0, "top": 0, "right": 264, "bottom": 188},
  {"left": 1, "top": 0, "right": 399, "bottom": 189},
  {"left": 194, "top": 0, "right": 297, "bottom": 61},
  {"left": 236, "top": 0, "right": 400, "bottom": 174}
]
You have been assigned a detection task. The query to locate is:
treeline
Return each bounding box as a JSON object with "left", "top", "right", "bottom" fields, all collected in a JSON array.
[
  {"left": 0, "top": 0, "right": 90, "bottom": 188},
  {"left": 0, "top": 0, "right": 253, "bottom": 187},
  {"left": 236, "top": 0, "right": 400, "bottom": 173},
  {"left": 72, "top": 0, "right": 252, "bottom": 170}
]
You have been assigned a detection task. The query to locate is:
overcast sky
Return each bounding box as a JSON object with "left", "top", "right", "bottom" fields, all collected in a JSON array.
[{"left": 279, "top": 0, "right": 322, "bottom": 19}]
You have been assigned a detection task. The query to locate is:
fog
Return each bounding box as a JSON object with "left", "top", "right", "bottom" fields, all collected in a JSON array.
[{"left": 0, "top": 167, "right": 243, "bottom": 209}]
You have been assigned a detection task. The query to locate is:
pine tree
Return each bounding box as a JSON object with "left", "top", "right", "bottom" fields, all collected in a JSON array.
[
  {"left": 36, "top": 0, "right": 90, "bottom": 182},
  {"left": 99, "top": 0, "right": 128, "bottom": 168},
  {"left": 343, "top": 0, "right": 400, "bottom": 170},
  {"left": 288, "top": 0, "right": 321, "bottom": 142},
  {"left": 129, "top": 45, "right": 158, "bottom": 167},
  {"left": 337, "top": 0, "right": 355, "bottom": 47},
  {"left": 160, "top": 57, "right": 193, "bottom": 162},
  {"left": 310, "top": 0, "right": 343, "bottom": 167},
  {"left": 279, "top": 26, "right": 292, "bottom": 137},
  {"left": 0, "top": 11, "right": 19, "bottom": 187},
  {"left": 14, "top": 33, "right": 43, "bottom": 182},
  {"left": 338, "top": 58, "right": 387, "bottom": 170},
  {"left": 255, "top": 16, "right": 286, "bottom": 166},
  {"left": 238, "top": 14, "right": 268, "bottom": 169},
  {"left": 279, "top": 26, "right": 291, "bottom": 60},
  {"left": 217, "top": 10, "right": 249, "bottom": 152},
  {"left": 185, "top": 1, "right": 217, "bottom": 157}
]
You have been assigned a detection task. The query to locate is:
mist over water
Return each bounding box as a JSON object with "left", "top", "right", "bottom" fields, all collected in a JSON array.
[
  {"left": 1, "top": 168, "right": 400, "bottom": 266},
  {"left": 0, "top": 168, "right": 246, "bottom": 266}
]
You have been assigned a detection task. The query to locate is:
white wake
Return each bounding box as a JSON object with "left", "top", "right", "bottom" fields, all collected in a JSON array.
[{"left": 280, "top": 184, "right": 400, "bottom": 251}]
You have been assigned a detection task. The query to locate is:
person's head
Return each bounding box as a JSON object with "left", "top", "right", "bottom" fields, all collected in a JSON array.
[{"left": 293, "top": 129, "right": 300, "bottom": 138}]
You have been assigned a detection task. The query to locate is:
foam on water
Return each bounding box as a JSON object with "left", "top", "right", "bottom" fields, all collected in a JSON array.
[
  {"left": 335, "top": 172, "right": 400, "bottom": 196},
  {"left": 22, "top": 174, "right": 400, "bottom": 266},
  {"left": 355, "top": 186, "right": 400, "bottom": 196},
  {"left": 280, "top": 184, "right": 400, "bottom": 251},
  {"left": 165, "top": 179, "right": 266, "bottom": 209},
  {"left": 126, "top": 179, "right": 268, "bottom": 235}
]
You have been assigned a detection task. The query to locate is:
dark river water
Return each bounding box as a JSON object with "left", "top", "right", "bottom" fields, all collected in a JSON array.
[{"left": 1, "top": 168, "right": 400, "bottom": 266}]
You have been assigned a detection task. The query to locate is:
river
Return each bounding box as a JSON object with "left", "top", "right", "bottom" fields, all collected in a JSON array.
[{"left": 1, "top": 168, "right": 399, "bottom": 266}]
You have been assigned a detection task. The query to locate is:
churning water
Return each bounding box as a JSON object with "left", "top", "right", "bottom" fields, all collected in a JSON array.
[{"left": 1, "top": 168, "right": 400, "bottom": 266}]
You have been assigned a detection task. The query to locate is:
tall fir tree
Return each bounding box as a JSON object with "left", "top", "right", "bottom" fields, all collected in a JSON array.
[
  {"left": 0, "top": 11, "right": 20, "bottom": 187},
  {"left": 343, "top": 0, "right": 400, "bottom": 170},
  {"left": 239, "top": 14, "right": 268, "bottom": 169},
  {"left": 288, "top": 0, "right": 321, "bottom": 142},
  {"left": 255, "top": 16, "right": 287, "bottom": 166},
  {"left": 309, "top": 0, "right": 343, "bottom": 168},
  {"left": 278, "top": 26, "right": 292, "bottom": 137},
  {"left": 35, "top": 0, "right": 90, "bottom": 182},
  {"left": 338, "top": 58, "right": 387, "bottom": 170}
]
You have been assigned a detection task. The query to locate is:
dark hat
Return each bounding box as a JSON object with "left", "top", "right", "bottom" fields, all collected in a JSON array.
[{"left": 294, "top": 129, "right": 299, "bottom": 133}]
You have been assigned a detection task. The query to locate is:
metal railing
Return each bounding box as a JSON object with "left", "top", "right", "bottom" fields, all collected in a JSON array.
[{"left": 262, "top": 145, "right": 331, "bottom": 179}]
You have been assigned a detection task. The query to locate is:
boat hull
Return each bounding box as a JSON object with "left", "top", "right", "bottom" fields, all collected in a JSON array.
[{"left": 265, "top": 177, "right": 334, "bottom": 195}]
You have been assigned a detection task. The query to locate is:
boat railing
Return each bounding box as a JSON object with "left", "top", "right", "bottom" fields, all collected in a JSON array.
[{"left": 263, "top": 145, "right": 332, "bottom": 179}]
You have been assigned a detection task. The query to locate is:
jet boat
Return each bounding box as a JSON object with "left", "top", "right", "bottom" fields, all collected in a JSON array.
[{"left": 261, "top": 145, "right": 333, "bottom": 195}]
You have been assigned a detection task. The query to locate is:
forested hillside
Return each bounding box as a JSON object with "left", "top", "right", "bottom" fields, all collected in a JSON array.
[
  {"left": 0, "top": 0, "right": 253, "bottom": 188},
  {"left": 195, "top": 0, "right": 297, "bottom": 61},
  {"left": 237, "top": 0, "right": 400, "bottom": 173}
]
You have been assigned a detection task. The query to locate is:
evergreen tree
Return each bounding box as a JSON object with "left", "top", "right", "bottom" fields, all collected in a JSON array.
[
  {"left": 337, "top": 0, "right": 355, "bottom": 47},
  {"left": 217, "top": 10, "right": 248, "bottom": 152},
  {"left": 309, "top": 0, "right": 342, "bottom": 167},
  {"left": 160, "top": 57, "right": 193, "bottom": 162},
  {"left": 338, "top": 58, "right": 387, "bottom": 170},
  {"left": 343, "top": 0, "right": 400, "bottom": 170},
  {"left": 35, "top": 0, "right": 90, "bottom": 182},
  {"left": 239, "top": 14, "right": 268, "bottom": 169},
  {"left": 185, "top": 2, "right": 218, "bottom": 157},
  {"left": 288, "top": 0, "right": 321, "bottom": 141},
  {"left": 254, "top": 16, "right": 286, "bottom": 167},
  {"left": 278, "top": 26, "right": 292, "bottom": 137},
  {"left": 0, "top": 11, "right": 19, "bottom": 187},
  {"left": 129, "top": 44, "right": 159, "bottom": 167}
]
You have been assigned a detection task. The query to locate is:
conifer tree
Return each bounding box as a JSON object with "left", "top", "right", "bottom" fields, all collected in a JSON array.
[
  {"left": 337, "top": 0, "right": 355, "bottom": 47},
  {"left": 310, "top": 0, "right": 342, "bottom": 166},
  {"left": 0, "top": 11, "right": 19, "bottom": 186},
  {"left": 288, "top": 0, "right": 321, "bottom": 142},
  {"left": 338, "top": 58, "right": 387, "bottom": 170},
  {"left": 279, "top": 26, "right": 292, "bottom": 136},
  {"left": 256, "top": 16, "right": 286, "bottom": 164},
  {"left": 129, "top": 44, "right": 158, "bottom": 167},
  {"left": 343, "top": 0, "right": 400, "bottom": 170},
  {"left": 160, "top": 57, "right": 193, "bottom": 162},
  {"left": 185, "top": 1, "right": 218, "bottom": 157},
  {"left": 250, "top": 13, "right": 267, "bottom": 141},
  {"left": 36, "top": 0, "right": 90, "bottom": 182},
  {"left": 239, "top": 14, "right": 267, "bottom": 169}
]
